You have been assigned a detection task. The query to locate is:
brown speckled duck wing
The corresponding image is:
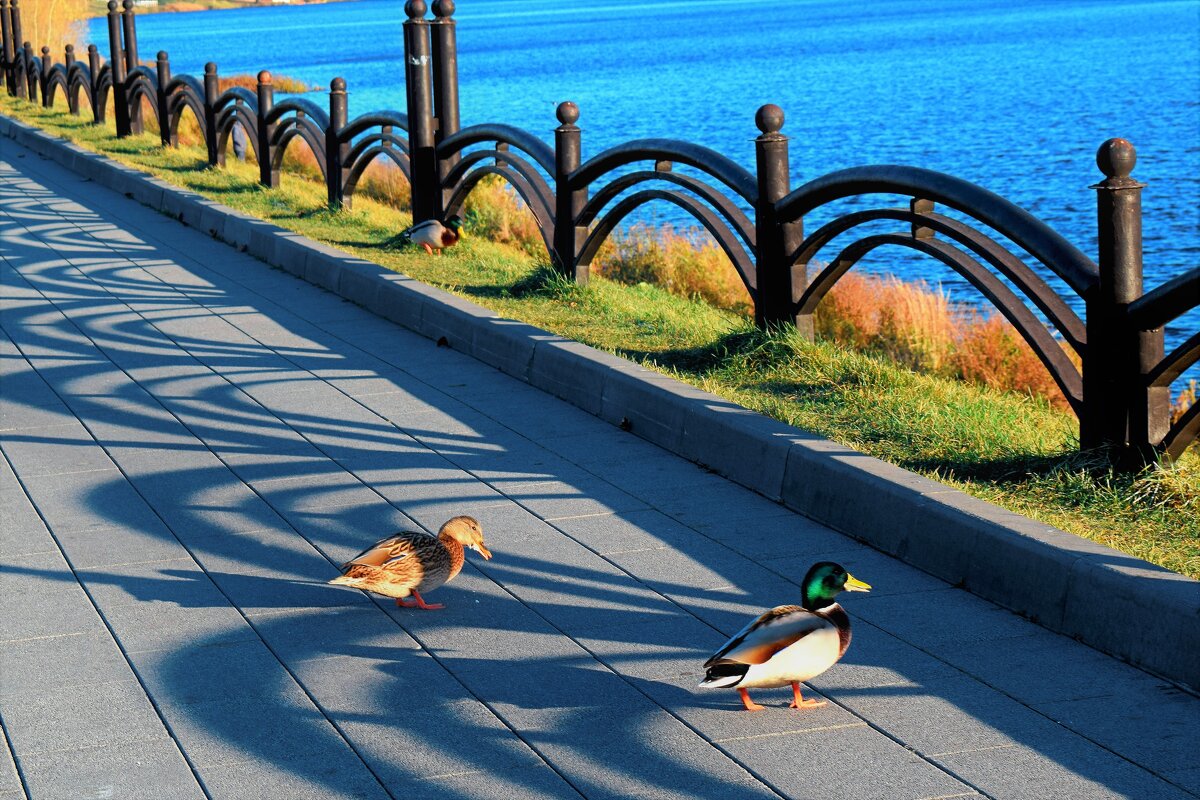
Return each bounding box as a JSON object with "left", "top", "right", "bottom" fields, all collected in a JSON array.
[
  {"left": 414, "top": 539, "right": 453, "bottom": 593},
  {"left": 333, "top": 532, "right": 443, "bottom": 599},
  {"left": 703, "top": 605, "right": 827, "bottom": 667},
  {"left": 341, "top": 532, "right": 426, "bottom": 570}
]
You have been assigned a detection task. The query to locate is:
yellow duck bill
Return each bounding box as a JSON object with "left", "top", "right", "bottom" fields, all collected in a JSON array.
[{"left": 844, "top": 574, "right": 871, "bottom": 592}]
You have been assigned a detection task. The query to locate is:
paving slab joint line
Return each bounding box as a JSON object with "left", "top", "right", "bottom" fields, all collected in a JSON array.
[{"left": 3, "top": 112, "right": 1197, "bottom": 693}]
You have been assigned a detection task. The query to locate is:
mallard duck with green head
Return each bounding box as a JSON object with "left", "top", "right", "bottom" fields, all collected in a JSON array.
[
  {"left": 699, "top": 561, "right": 870, "bottom": 711},
  {"left": 398, "top": 215, "right": 466, "bottom": 255}
]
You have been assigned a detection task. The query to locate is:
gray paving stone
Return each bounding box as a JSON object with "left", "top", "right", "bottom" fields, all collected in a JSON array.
[
  {"left": 155, "top": 686, "right": 360, "bottom": 769},
  {"left": 17, "top": 737, "right": 204, "bottom": 800},
  {"left": 20, "top": 468, "right": 164, "bottom": 533},
  {"left": 2, "top": 679, "right": 168, "bottom": 756},
  {"left": 0, "top": 631, "right": 131, "bottom": 698},
  {"left": 722, "top": 723, "right": 976, "bottom": 800},
  {"left": 35, "top": 360, "right": 142, "bottom": 399},
  {"left": 572, "top": 614, "right": 725, "bottom": 683},
  {"left": 697, "top": 510, "right": 863, "bottom": 561},
  {"left": 551, "top": 508, "right": 700, "bottom": 555},
  {"left": 935, "top": 738, "right": 1193, "bottom": 800},
  {"left": 473, "top": 543, "right": 681, "bottom": 635},
  {"left": 212, "top": 453, "right": 333, "bottom": 484},
  {"left": 287, "top": 647, "right": 465, "bottom": 714},
  {"left": 484, "top": 396, "right": 616, "bottom": 442},
  {"left": 249, "top": 469, "right": 383, "bottom": 514},
  {"left": 453, "top": 662, "right": 643, "bottom": 724},
  {"left": 0, "top": 485, "right": 57, "bottom": 558},
  {"left": 3, "top": 324, "right": 97, "bottom": 360},
  {"left": 851, "top": 587, "right": 1042, "bottom": 652},
  {"left": 0, "top": 725, "right": 21, "bottom": 796},
  {"left": 51, "top": 520, "right": 188, "bottom": 568},
  {"left": 506, "top": 705, "right": 780, "bottom": 800},
  {"left": 383, "top": 763, "right": 577, "bottom": 800},
  {"left": 1163, "top": 766, "right": 1200, "bottom": 796},
  {"left": 0, "top": 396, "right": 75, "bottom": 433},
  {"left": 362, "top": 466, "right": 510, "bottom": 526},
  {"left": 307, "top": 369, "right": 413, "bottom": 400},
  {"left": 183, "top": 524, "right": 333, "bottom": 578},
  {"left": 501, "top": 478, "right": 650, "bottom": 521},
  {"left": 605, "top": 536, "right": 797, "bottom": 604},
  {"left": 102, "top": 601, "right": 259, "bottom": 654},
  {"left": 0, "top": 356, "right": 63, "bottom": 402},
  {"left": 252, "top": 604, "right": 412, "bottom": 662},
  {"left": 651, "top": 477, "right": 797, "bottom": 527},
  {"left": 196, "top": 755, "right": 392, "bottom": 800},
  {"left": 128, "top": 469, "right": 289, "bottom": 534},
  {"left": 0, "top": 550, "right": 101, "bottom": 642},
  {"left": 416, "top": 614, "right": 596, "bottom": 674},
  {"left": 76, "top": 558, "right": 225, "bottom": 610},
  {"left": 943, "top": 629, "right": 1165, "bottom": 705},
  {"left": 67, "top": 394, "right": 213, "bottom": 451},
  {"left": 835, "top": 674, "right": 1083, "bottom": 759},
  {"left": 209, "top": 569, "right": 368, "bottom": 616},
  {"left": 1033, "top": 682, "right": 1200, "bottom": 775},
  {"left": 334, "top": 697, "right": 547, "bottom": 786},
  {"left": 128, "top": 638, "right": 299, "bottom": 707},
  {"left": 806, "top": 622, "right": 963, "bottom": 695},
  {"left": 0, "top": 421, "right": 116, "bottom": 476}
]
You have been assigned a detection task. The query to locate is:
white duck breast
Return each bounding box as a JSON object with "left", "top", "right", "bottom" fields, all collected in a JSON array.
[
  {"left": 737, "top": 621, "right": 841, "bottom": 689},
  {"left": 701, "top": 604, "right": 844, "bottom": 689}
]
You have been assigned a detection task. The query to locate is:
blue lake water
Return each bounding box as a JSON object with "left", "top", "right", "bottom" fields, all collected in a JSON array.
[{"left": 91, "top": 0, "right": 1200, "bottom": 388}]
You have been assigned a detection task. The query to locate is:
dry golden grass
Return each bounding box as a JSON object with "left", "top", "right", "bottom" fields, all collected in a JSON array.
[
  {"left": 954, "top": 312, "right": 1076, "bottom": 407},
  {"left": 815, "top": 273, "right": 956, "bottom": 372},
  {"left": 1174, "top": 380, "right": 1197, "bottom": 424},
  {"left": 814, "top": 272, "right": 1076, "bottom": 409},
  {"left": 217, "top": 74, "right": 318, "bottom": 94},
  {"left": 457, "top": 173, "right": 545, "bottom": 256},
  {"left": 592, "top": 224, "right": 752, "bottom": 315},
  {"left": 354, "top": 157, "right": 412, "bottom": 209},
  {"left": 14, "top": 0, "right": 88, "bottom": 51}
]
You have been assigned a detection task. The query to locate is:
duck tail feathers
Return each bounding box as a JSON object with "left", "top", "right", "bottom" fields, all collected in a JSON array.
[{"left": 697, "top": 662, "right": 748, "bottom": 689}]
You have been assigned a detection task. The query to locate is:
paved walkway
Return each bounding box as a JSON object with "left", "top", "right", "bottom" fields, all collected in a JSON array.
[{"left": 0, "top": 138, "right": 1196, "bottom": 800}]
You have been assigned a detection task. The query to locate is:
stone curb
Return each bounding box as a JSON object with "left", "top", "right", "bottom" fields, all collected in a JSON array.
[{"left": 4, "top": 113, "right": 1196, "bottom": 690}]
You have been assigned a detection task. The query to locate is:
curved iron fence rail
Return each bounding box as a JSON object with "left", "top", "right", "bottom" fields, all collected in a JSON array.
[
  {"left": 337, "top": 109, "right": 412, "bottom": 207},
  {"left": 1, "top": 0, "right": 1194, "bottom": 464},
  {"left": 776, "top": 167, "right": 1100, "bottom": 415}
]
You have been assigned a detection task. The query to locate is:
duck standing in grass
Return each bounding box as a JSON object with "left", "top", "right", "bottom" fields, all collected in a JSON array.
[
  {"left": 699, "top": 562, "right": 870, "bottom": 711},
  {"left": 329, "top": 516, "right": 491, "bottom": 609},
  {"left": 396, "top": 216, "right": 466, "bottom": 255}
]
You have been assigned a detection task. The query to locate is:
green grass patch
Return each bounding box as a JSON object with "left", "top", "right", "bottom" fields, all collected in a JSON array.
[{"left": 5, "top": 96, "right": 1196, "bottom": 579}]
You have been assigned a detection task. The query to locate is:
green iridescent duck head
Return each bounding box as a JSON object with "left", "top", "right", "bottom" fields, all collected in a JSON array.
[{"left": 801, "top": 561, "right": 871, "bottom": 611}]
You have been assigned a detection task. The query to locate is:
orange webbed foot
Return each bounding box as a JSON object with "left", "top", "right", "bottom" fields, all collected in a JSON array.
[
  {"left": 421, "top": 243, "right": 435, "bottom": 255},
  {"left": 789, "top": 682, "right": 826, "bottom": 709},
  {"left": 397, "top": 590, "right": 444, "bottom": 610},
  {"left": 738, "top": 688, "right": 766, "bottom": 712}
]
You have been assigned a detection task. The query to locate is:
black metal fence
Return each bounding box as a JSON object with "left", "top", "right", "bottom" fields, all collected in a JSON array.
[{"left": 1, "top": 0, "right": 1196, "bottom": 464}]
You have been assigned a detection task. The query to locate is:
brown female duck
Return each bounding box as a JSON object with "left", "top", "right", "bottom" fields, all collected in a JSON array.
[{"left": 328, "top": 516, "right": 491, "bottom": 609}]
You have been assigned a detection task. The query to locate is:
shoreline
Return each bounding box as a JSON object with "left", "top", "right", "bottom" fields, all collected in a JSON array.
[{"left": 86, "top": 0, "right": 353, "bottom": 17}]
